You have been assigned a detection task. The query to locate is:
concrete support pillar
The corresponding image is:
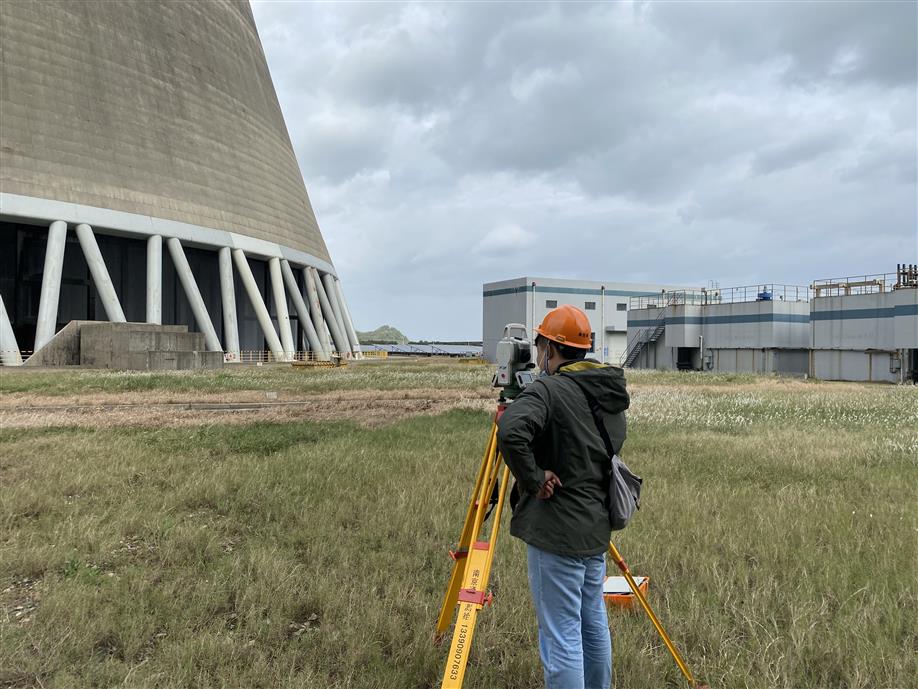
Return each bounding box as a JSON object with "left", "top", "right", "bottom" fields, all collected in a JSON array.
[
  {"left": 146, "top": 235, "right": 162, "bottom": 324},
  {"left": 218, "top": 247, "right": 240, "bottom": 361},
  {"left": 314, "top": 270, "right": 349, "bottom": 355},
  {"left": 166, "top": 238, "right": 222, "bottom": 352},
  {"left": 0, "top": 295, "right": 22, "bottom": 366},
  {"left": 232, "top": 249, "right": 284, "bottom": 359},
  {"left": 304, "top": 267, "right": 332, "bottom": 353},
  {"left": 269, "top": 257, "right": 295, "bottom": 359},
  {"left": 280, "top": 260, "right": 328, "bottom": 360},
  {"left": 34, "top": 220, "right": 68, "bottom": 351},
  {"left": 333, "top": 278, "right": 362, "bottom": 358},
  {"left": 321, "top": 272, "right": 348, "bottom": 348},
  {"left": 75, "top": 224, "right": 126, "bottom": 323}
]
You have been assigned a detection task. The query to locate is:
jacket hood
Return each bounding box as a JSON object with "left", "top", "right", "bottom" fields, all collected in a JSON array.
[{"left": 557, "top": 359, "right": 630, "bottom": 414}]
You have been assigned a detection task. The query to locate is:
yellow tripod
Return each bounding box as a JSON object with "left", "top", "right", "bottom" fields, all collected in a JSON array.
[
  {"left": 435, "top": 408, "right": 512, "bottom": 688},
  {"left": 436, "top": 405, "right": 708, "bottom": 689}
]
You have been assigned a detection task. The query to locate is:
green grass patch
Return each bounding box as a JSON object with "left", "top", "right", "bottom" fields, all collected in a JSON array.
[{"left": 1, "top": 375, "right": 916, "bottom": 688}]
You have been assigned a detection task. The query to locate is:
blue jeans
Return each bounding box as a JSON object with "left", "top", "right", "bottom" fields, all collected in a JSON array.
[{"left": 527, "top": 544, "right": 612, "bottom": 689}]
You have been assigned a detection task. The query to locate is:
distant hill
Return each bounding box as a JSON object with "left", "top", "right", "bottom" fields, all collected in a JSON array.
[{"left": 357, "top": 325, "right": 409, "bottom": 345}]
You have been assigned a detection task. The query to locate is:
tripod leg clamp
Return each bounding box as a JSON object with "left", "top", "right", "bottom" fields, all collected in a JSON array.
[{"left": 457, "top": 588, "right": 493, "bottom": 607}]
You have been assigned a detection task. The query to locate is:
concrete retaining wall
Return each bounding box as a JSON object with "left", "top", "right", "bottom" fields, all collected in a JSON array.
[{"left": 24, "top": 320, "right": 223, "bottom": 370}]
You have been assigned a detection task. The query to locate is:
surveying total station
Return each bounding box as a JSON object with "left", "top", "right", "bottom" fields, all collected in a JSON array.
[{"left": 434, "top": 324, "right": 708, "bottom": 689}]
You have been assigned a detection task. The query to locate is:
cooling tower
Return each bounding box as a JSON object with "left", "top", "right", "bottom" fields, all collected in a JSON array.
[{"left": 0, "top": 0, "right": 360, "bottom": 365}]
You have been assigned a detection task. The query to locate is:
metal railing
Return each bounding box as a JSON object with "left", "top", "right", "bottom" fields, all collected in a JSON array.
[
  {"left": 234, "top": 350, "right": 348, "bottom": 364},
  {"left": 629, "top": 290, "right": 706, "bottom": 309},
  {"left": 811, "top": 273, "right": 897, "bottom": 297},
  {"left": 620, "top": 293, "right": 682, "bottom": 366},
  {"left": 702, "top": 284, "right": 810, "bottom": 304}
]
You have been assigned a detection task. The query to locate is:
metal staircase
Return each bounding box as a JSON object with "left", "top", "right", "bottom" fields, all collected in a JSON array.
[{"left": 620, "top": 298, "right": 674, "bottom": 368}]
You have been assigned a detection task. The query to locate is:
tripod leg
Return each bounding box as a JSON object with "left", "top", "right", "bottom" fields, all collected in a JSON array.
[
  {"left": 608, "top": 542, "right": 705, "bottom": 688},
  {"left": 440, "top": 463, "right": 511, "bottom": 689},
  {"left": 436, "top": 423, "right": 499, "bottom": 638}
]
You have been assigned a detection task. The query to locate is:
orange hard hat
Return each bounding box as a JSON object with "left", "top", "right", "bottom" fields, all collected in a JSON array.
[{"left": 535, "top": 304, "right": 592, "bottom": 349}]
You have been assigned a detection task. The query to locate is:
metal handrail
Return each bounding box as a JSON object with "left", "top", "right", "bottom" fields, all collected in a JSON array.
[
  {"left": 811, "top": 273, "right": 898, "bottom": 297},
  {"left": 233, "top": 350, "right": 348, "bottom": 364},
  {"left": 620, "top": 294, "right": 677, "bottom": 366},
  {"left": 702, "top": 284, "right": 810, "bottom": 304},
  {"left": 629, "top": 290, "right": 706, "bottom": 309}
]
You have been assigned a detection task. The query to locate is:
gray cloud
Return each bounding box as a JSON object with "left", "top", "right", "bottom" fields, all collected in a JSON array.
[{"left": 251, "top": 0, "right": 917, "bottom": 341}]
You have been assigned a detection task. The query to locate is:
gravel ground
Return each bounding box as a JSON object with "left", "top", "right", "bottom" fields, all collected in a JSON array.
[{"left": 0, "top": 387, "right": 497, "bottom": 429}]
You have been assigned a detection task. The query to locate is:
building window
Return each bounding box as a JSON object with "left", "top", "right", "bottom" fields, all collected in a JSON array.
[
  {"left": 617, "top": 302, "right": 627, "bottom": 311},
  {"left": 546, "top": 300, "right": 557, "bottom": 308},
  {"left": 584, "top": 301, "right": 596, "bottom": 310},
  {"left": 590, "top": 332, "right": 596, "bottom": 352}
]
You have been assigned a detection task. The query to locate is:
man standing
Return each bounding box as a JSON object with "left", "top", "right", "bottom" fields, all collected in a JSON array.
[{"left": 497, "top": 305, "right": 630, "bottom": 689}]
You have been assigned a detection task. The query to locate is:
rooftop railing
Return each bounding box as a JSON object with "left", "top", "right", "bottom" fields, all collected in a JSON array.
[
  {"left": 629, "top": 290, "right": 706, "bottom": 309},
  {"left": 702, "top": 284, "right": 811, "bottom": 304},
  {"left": 629, "top": 284, "right": 809, "bottom": 309},
  {"left": 811, "top": 273, "right": 897, "bottom": 297}
]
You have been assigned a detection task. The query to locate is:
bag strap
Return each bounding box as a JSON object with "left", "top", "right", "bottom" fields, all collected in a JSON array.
[{"left": 574, "top": 382, "right": 618, "bottom": 458}]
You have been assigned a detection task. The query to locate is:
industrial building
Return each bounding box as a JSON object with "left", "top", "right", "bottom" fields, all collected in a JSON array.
[
  {"left": 809, "top": 268, "right": 917, "bottom": 383},
  {"left": 624, "top": 266, "right": 918, "bottom": 383},
  {"left": 0, "top": 0, "right": 360, "bottom": 369},
  {"left": 482, "top": 277, "right": 695, "bottom": 363},
  {"left": 625, "top": 284, "right": 811, "bottom": 375}
]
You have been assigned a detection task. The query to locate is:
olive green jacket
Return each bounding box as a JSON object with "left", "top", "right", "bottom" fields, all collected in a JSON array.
[{"left": 496, "top": 360, "right": 629, "bottom": 556}]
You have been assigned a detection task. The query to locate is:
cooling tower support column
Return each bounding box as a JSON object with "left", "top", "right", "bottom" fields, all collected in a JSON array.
[
  {"left": 269, "top": 257, "right": 295, "bottom": 359},
  {"left": 321, "top": 272, "right": 348, "bottom": 348},
  {"left": 0, "top": 295, "right": 22, "bottom": 366},
  {"left": 147, "top": 235, "right": 162, "bottom": 324},
  {"left": 218, "top": 247, "right": 240, "bottom": 361},
  {"left": 333, "top": 278, "right": 362, "bottom": 358},
  {"left": 34, "top": 220, "right": 68, "bottom": 351},
  {"left": 232, "top": 249, "right": 284, "bottom": 360},
  {"left": 75, "top": 224, "right": 126, "bottom": 322},
  {"left": 166, "top": 238, "right": 222, "bottom": 352},
  {"left": 305, "top": 267, "right": 332, "bottom": 353},
  {"left": 280, "top": 260, "right": 328, "bottom": 360},
  {"left": 314, "top": 270, "right": 349, "bottom": 356}
]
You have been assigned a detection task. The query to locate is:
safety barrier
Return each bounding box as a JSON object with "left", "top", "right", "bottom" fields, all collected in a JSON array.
[{"left": 234, "top": 350, "right": 353, "bottom": 364}]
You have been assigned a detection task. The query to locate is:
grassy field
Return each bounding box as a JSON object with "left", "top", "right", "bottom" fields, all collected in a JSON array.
[{"left": 1, "top": 364, "right": 916, "bottom": 688}]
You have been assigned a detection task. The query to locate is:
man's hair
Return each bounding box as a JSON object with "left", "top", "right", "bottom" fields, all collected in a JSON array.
[{"left": 536, "top": 334, "right": 587, "bottom": 361}]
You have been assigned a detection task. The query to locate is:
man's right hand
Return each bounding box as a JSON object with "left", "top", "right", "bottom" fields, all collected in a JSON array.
[{"left": 537, "top": 470, "right": 562, "bottom": 500}]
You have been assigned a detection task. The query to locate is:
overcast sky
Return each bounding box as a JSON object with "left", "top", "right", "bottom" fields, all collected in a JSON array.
[{"left": 251, "top": 1, "right": 917, "bottom": 341}]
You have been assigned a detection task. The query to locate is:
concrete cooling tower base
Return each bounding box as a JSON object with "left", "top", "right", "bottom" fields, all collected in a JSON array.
[
  {"left": 0, "top": 0, "right": 361, "bottom": 366},
  {"left": 0, "top": 192, "right": 361, "bottom": 366}
]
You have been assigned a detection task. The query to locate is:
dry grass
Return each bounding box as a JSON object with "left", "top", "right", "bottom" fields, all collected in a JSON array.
[{"left": 1, "top": 365, "right": 916, "bottom": 688}]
